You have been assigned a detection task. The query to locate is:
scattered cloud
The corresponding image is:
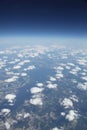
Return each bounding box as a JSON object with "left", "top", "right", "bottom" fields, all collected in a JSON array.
[
  {"left": 65, "top": 110, "right": 78, "bottom": 121},
  {"left": 30, "top": 87, "right": 44, "bottom": 94},
  {"left": 60, "top": 98, "right": 73, "bottom": 109},
  {"left": 5, "top": 76, "right": 19, "bottom": 83},
  {"left": 30, "top": 97, "right": 43, "bottom": 106},
  {"left": 50, "top": 76, "right": 56, "bottom": 81},
  {"left": 36, "top": 83, "right": 44, "bottom": 87},
  {"left": 5, "top": 121, "right": 10, "bottom": 130},
  {"left": 77, "top": 82, "right": 87, "bottom": 90},
  {"left": 5, "top": 94, "right": 16, "bottom": 103},
  {"left": 47, "top": 83, "right": 57, "bottom": 89},
  {"left": 1, "top": 109, "right": 11, "bottom": 116},
  {"left": 21, "top": 73, "right": 27, "bottom": 76},
  {"left": 13, "top": 65, "right": 21, "bottom": 69}
]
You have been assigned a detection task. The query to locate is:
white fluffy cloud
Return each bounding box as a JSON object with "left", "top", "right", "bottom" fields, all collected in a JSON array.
[
  {"left": 24, "top": 65, "right": 35, "bottom": 71},
  {"left": 5, "top": 76, "right": 18, "bottom": 83},
  {"left": 36, "top": 83, "right": 44, "bottom": 87},
  {"left": 55, "top": 73, "right": 63, "bottom": 79},
  {"left": 61, "top": 98, "right": 73, "bottom": 109},
  {"left": 30, "top": 97, "right": 43, "bottom": 106},
  {"left": 1, "top": 109, "right": 11, "bottom": 116},
  {"left": 21, "top": 73, "right": 27, "bottom": 76},
  {"left": 77, "top": 59, "right": 87, "bottom": 66},
  {"left": 65, "top": 110, "right": 78, "bottom": 121},
  {"left": 70, "top": 95, "right": 78, "bottom": 102},
  {"left": 5, "top": 121, "right": 10, "bottom": 130},
  {"left": 50, "top": 76, "right": 56, "bottom": 81},
  {"left": 52, "top": 127, "right": 63, "bottom": 130},
  {"left": 30, "top": 87, "right": 44, "bottom": 94},
  {"left": 47, "top": 83, "right": 57, "bottom": 89},
  {"left": 24, "top": 113, "right": 30, "bottom": 118},
  {"left": 81, "top": 76, "right": 87, "bottom": 81},
  {"left": 67, "top": 63, "right": 75, "bottom": 66},
  {"left": 5, "top": 94, "right": 16, "bottom": 103},
  {"left": 77, "top": 82, "right": 87, "bottom": 90},
  {"left": 70, "top": 66, "right": 81, "bottom": 75},
  {"left": 13, "top": 65, "right": 21, "bottom": 69},
  {"left": 52, "top": 127, "right": 60, "bottom": 130}
]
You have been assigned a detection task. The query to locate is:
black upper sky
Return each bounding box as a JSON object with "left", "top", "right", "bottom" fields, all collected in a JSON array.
[{"left": 0, "top": 0, "right": 87, "bottom": 37}]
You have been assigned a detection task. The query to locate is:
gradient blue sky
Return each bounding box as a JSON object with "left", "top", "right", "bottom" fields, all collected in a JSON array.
[{"left": 0, "top": 0, "right": 87, "bottom": 46}]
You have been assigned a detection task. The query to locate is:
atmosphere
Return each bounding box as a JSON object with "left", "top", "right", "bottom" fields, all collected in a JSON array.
[{"left": 0, "top": 0, "right": 87, "bottom": 38}]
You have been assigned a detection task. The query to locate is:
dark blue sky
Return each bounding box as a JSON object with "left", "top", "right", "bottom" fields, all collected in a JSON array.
[{"left": 0, "top": 0, "right": 87, "bottom": 38}]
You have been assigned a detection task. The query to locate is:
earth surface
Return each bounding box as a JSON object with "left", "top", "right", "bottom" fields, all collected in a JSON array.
[{"left": 0, "top": 44, "right": 87, "bottom": 130}]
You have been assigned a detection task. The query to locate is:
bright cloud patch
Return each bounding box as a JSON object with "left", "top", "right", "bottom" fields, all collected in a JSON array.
[
  {"left": 70, "top": 95, "right": 78, "bottom": 102},
  {"left": 77, "top": 59, "right": 87, "bottom": 66},
  {"left": 65, "top": 110, "right": 78, "bottom": 121},
  {"left": 5, "top": 121, "right": 10, "bottom": 130},
  {"left": 77, "top": 82, "right": 87, "bottom": 90},
  {"left": 67, "top": 63, "right": 75, "bottom": 66},
  {"left": 70, "top": 66, "right": 81, "bottom": 75},
  {"left": 21, "top": 73, "right": 27, "bottom": 76},
  {"left": 56, "top": 73, "right": 64, "bottom": 79},
  {"left": 5, "top": 94, "right": 16, "bottom": 103},
  {"left": 24, "top": 65, "right": 35, "bottom": 71},
  {"left": 52, "top": 127, "right": 63, "bottom": 130},
  {"left": 30, "top": 87, "right": 44, "bottom": 94},
  {"left": 50, "top": 76, "right": 56, "bottom": 81},
  {"left": 30, "top": 97, "right": 43, "bottom": 106},
  {"left": 52, "top": 127, "right": 60, "bottom": 130},
  {"left": 24, "top": 113, "right": 30, "bottom": 118},
  {"left": 36, "top": 83, "right": 44, "bottom": 87},
  {"left": 61, "top": 98, "right": 73, "bottom": 109},
  {"left": 13, "top": 65, "right": 21, "bottom": 69},
  {"left": 5, "top": 76, "right": 18, "bottom": 83},
  {"left": 1, "top": 109, "right": 11, "bottom": 116},
  {"left": 47, "top": 83, "right": 57, "bottom": 89},
  {"left": 81, "top": 76, "right": 87, "bottom": 81}
]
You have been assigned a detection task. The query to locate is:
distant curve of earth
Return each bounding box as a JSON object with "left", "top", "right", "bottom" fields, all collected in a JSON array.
[{"left": 0, "top": 44, "right": 87, "bottom": 130}]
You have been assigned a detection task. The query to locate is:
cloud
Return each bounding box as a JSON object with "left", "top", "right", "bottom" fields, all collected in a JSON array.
[
  {"left": 55, "top": 73, "right": 63, "bottom": 79},
  {"left": 50, "top": 76, "right": 56, "bottom": 81},
  {"left": 61, "top": 98, "right": 73, "bottom": 109},
  {"left": 30, "top": 97, "right": 43, "bottom": 106},
  {"left": 70, "top": 95, "right": 78, "bottom": 102},
  {"left": 30, "top": 87, "right": 44, "bottom": 94},
  {"left": 71, "top": 79, "right": 77, "bottom": 83},
  {"left": 21, "top": 73, "right": 27, "bottom": 76},
  {"left": 67, "top": 63, "right": 75, "bottom": 66},
  {"left": 77, "top": 82, "right": 87, "bottom": 90},
  {"left": 5, "top": 121, "right": 10, "bottom": 130},
  {"left": 36, "top": 83, "right": 44, "bottom": 87},
  {"left": 1, "top": 109, "right": 11, "bottom": 116},
  {"left": 52, "top": 127, "right": 60, "bottom": 130},
  {"left": 47, "top": 83, "right": 57, "bottom": 89},
  {"left": 56, "top": 66, "right": 64, "bottom": 70},
  {"left": 18, "top": 60, "right": 30, "bottom": 66},
  {"left": 24, "top": 65, "right": 35, "bottom": 71},
  {"left": 5, "top": 76, "right": 19, "bottom": 82},
  {"left": 65, "top": 110, "right": 78, "bottom": 121},
  {"left": 69, "top": 66, "right": 81, "bottom": 75},
  {"left": 13, "top": 65, "right": 21, "bottom": 69},
  {"left": 52, "top": 127, "right": 63, "bottom": 130},
  {"left": 70, "top": 70, "right": 77, "bottom": 75},
  {"left": 77, "top": 59, "right": 87, "bottom": 66},
  {"left": 5, "top": 94, "right": 16, "bottom": 103},
  {"left": 65, "top": 66, "right": 71, "bottom": 70},
  {"left": 61, "top": 112, "right": 65, "bottom": 116},
  {"left": 24, "top": 113, "right": 30, "bottom": 118},
  {"left": 81, "top": 76, "right": 87, "bottom": 81}
]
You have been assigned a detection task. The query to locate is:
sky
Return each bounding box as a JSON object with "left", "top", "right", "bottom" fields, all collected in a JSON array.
[{"left": 0, "top": 0, "right": 87, "bottom": 46}]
